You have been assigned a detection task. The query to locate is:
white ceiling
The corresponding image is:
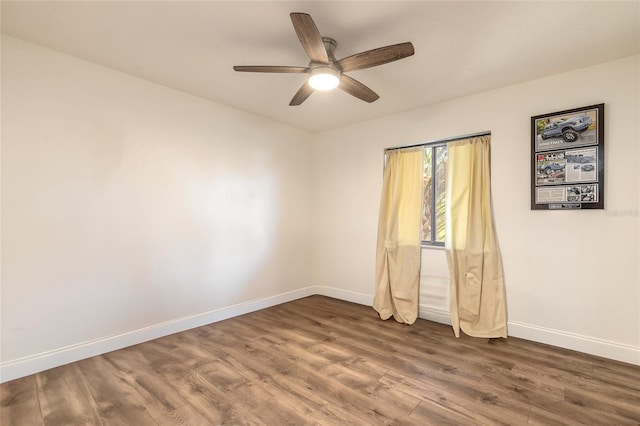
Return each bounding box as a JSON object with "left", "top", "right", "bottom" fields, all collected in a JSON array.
[{"left": 2, "top": 1, "right": 639, "bottom": 133}]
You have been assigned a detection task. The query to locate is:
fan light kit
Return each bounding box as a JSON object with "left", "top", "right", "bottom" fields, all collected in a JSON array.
[
  {"left": 308, "top": 67, "right": 340, "bottom": 90},
  {"left": 234, "top": 12, "right": 415, "bottom": 105}
]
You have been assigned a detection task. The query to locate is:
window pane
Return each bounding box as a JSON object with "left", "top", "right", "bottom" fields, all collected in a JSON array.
[
  {"left": 422, "top": 147, "right": 432, "bottom": 242},
  {"left": 435, "top": 146, "right": 447, "bottom": 243}
]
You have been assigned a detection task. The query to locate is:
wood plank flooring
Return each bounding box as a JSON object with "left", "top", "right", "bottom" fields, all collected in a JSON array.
[{"left": 2, "top": 295, "right": 639, "bottom": 425}]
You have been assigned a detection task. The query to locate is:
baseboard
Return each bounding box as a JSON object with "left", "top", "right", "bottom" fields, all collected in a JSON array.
[
  {"left": 507, "top": 320, "right": 640, "bottom": 366},
  {"left": 2, "top": 286, "right": 638, "bottom": 383},
  {"left": 0, "top": 286, "right": 318, "bottom": 383},
  {"left": 313, "top": 286, "right": 373, "bottom": 306},
  {"left": 419, "top": 305, "right": 452, "bottom": 325}
]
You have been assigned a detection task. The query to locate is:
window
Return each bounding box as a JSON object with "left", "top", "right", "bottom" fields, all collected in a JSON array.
[
  {"left": 422, "top": 144, "right": 447, "bottom": 246},
  {"left": 385, "top": 132, "right": 487, "bottom": 246}
]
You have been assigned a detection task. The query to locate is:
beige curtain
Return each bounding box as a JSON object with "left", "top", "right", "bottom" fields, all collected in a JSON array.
[
  {"left": 445, "top": 135, "right": 507, "bottom": 338},
  {"left": 374, "top": 148, "right": 423, "bottom": 324}
]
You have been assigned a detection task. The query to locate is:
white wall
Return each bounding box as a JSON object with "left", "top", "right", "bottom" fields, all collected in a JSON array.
[
  {"left": 1, "top": 36, "right": 313, "bottom": 380},
  {"left": 419, "top": 248, "right": 450, "bottom": 324},
  {"left": 311, "top": 55, "right": 640, "bottom": 365}
]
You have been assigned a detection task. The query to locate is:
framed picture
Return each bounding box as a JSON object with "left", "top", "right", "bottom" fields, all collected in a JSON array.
[{"left": 531, "top": 103, "right": 604, "bottom": 210}]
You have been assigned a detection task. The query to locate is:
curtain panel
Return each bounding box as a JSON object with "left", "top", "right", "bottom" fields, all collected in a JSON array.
[
  {"left": 445, "top": 135, "right": 507, "bottom": 338},
  {"left": 374, "top": 148, "right": 423, "bottom": 324}
]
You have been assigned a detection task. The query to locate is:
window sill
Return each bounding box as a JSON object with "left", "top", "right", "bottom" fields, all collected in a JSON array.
[{"left": 421, "top": 244, "right": 446, "bottom": 250}]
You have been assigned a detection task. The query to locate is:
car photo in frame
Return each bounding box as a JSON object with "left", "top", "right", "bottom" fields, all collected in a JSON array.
[{"left": 531, "top": 103, "right": 604, "bottom": 210}]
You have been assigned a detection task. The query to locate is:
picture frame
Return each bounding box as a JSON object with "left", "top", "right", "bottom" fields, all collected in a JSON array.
[{"left": 531, "top": 103, "right": 604, "bottom": 210}]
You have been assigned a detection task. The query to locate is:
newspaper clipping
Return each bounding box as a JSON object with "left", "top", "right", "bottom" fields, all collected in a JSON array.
[{"left": 531, "top": 104, "right": 604, "bottom": 210}]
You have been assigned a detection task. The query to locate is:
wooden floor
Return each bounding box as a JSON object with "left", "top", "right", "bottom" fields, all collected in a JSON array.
[{"left": 2, "top": 296, "right": 639, "bottom": 425}]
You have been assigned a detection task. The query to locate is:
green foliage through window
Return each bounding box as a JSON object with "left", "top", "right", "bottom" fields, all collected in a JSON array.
[{"left": 422, "top": 145, "right": 447, "bottom": 245}]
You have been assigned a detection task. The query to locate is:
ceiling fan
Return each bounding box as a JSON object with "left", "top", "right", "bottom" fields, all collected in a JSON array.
[{"left": 233, "top": 12, "right": 415, "bottom": 106}]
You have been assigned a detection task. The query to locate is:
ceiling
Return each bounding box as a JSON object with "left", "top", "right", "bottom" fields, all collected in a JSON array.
[{"left": 2, "top": 1, "right": 639, "bottom": 133}]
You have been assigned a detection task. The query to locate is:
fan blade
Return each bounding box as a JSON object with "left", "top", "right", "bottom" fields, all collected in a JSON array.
[
  {"left": 339, "top": 74, "right": 379, "bottom": 103},
  {"left": 233, "top": 66, "right": 309, "bottom": 73},
  {"left": 338, "top": 42, "right": 415, "bottom": 72},
  {"left": 290, "top": 13, "right": 329, "bottom": 64},
  {"left": 289, "top": 82, "right": 314, "bottom": 106}
]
